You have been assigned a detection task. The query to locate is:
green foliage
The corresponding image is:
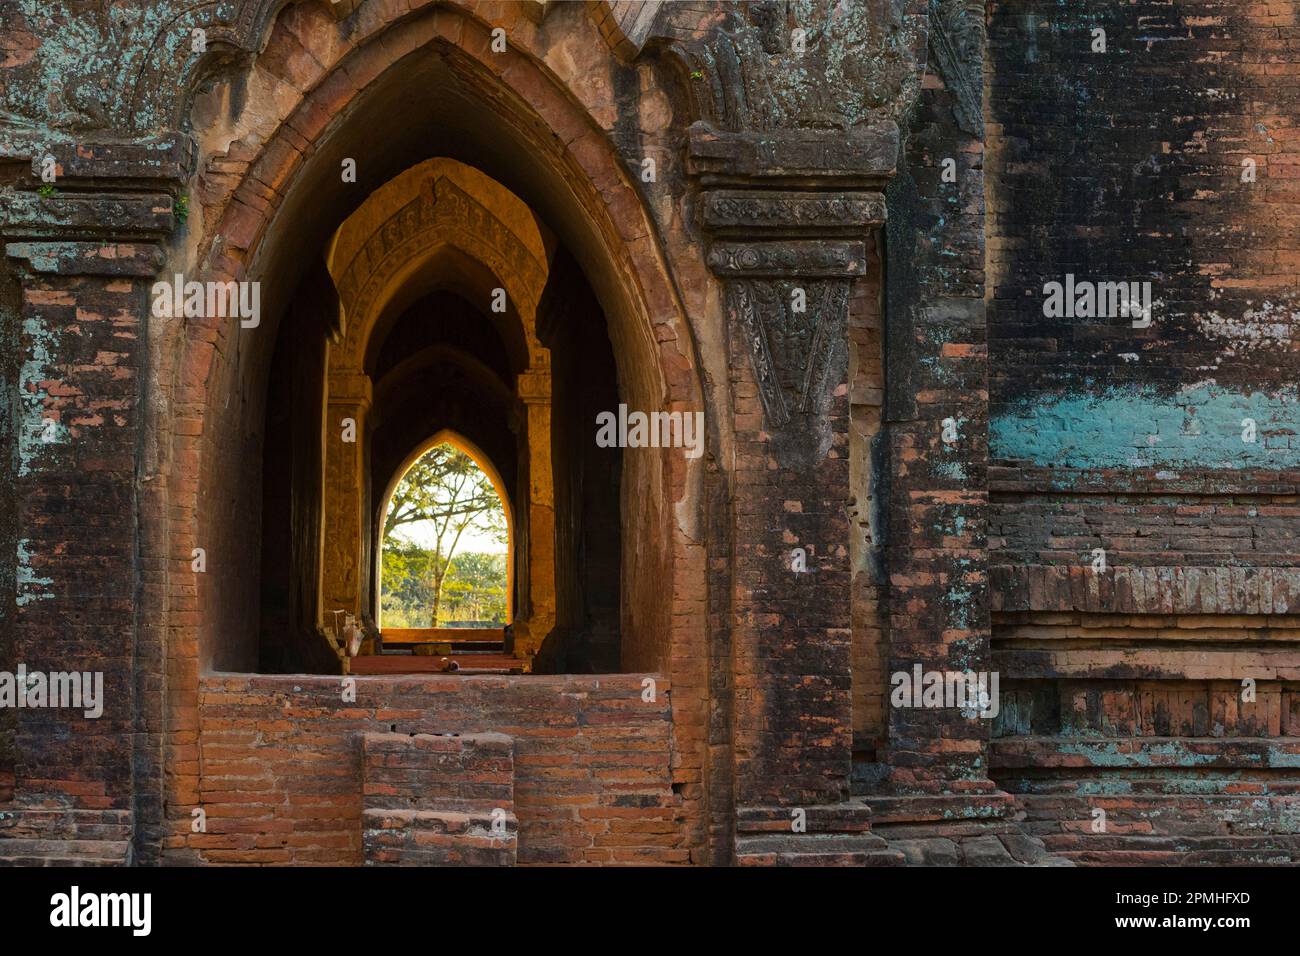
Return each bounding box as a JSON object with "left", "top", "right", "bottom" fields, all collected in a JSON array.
[
  {"left": 380, "top": 541, "right": 435, "bottom": 627},
  {"left": 381, "top": 547, "right": 507, "bottom": 627},
  {"left": 174, "top": 193, "right": 190, "bottom": 223},
  {"left": 37, "top": 184, "right": 57, "bottom": 198},
  {"left": 379, "top": 443, "right": 508, "bottom": 626}
]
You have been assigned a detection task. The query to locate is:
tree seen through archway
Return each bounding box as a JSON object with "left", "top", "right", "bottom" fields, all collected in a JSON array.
[{"left": 380, "top": 443, "right": 508, "bottom": 628}]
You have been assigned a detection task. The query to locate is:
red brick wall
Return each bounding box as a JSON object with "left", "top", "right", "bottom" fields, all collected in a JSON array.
[
  {"left": 361, "top": 732, "right": 517, "bottom": 866},
  {"left": 9, "top": 248, "right": 160, "bottom": 820},
  {"left": 985, "top": 0, "right": 1300, "bottom": 861},
  {"left": 877, "top": 25, "right": 993, "bottom": 792},
  {"left": 181, "top": 673, "right": 687, "bottom": 865}
]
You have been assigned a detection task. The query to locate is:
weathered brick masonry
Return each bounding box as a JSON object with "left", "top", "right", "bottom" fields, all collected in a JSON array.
[
  {"left": 361, "top": 731, "right": 518, "bottom": 866},
  {"left": 189, "top": 675, "right": 681, "bottom": 865},
  {"left": 0, "top": 0, "right": 1297, "bottom": 868},
  {"left": 986, "top": 0, "right": 1300, "bottom": 862}
]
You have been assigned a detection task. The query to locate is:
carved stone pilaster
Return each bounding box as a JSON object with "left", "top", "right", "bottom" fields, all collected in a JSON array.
[
  {"left": 513, "top": 370, "right": 555, "bottom": 659},
  {"left": 322, "top": 371, "right": 373, "bottom": 619},
  {"left": 927, "top": 0, "right": 985, "bottom": 137},
  {"left": 695, "top": 181, "right": 886, "bottom": 465},
  {"left": 667, "top": 0, "right": 928, "bottom": 843},
  {"left": 690, "top": 140, "right": 890, "bottom": 810}
]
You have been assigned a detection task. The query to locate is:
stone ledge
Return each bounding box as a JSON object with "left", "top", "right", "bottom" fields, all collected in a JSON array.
[
  {"left": 736, "top": 801, "right": 873, "bottom": 834},
  {"left": 686, "top": 121, "right": 899, "bottom": 186},
  {"left": 735, "top": 832, "right": 902, "bottom": 866}
]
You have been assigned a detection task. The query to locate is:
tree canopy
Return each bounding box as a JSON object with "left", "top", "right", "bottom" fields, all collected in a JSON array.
[{"left": 380, "top": 443, "right": 508, "bottom": 626}]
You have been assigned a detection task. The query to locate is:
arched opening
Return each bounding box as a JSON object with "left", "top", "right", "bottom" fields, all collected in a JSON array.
[
  {"left": 364, "top": 434, "right": 514, "bottom": 671},
  {"left": 378, "top": 434, "right": 513, "bottom": 628},
  {"left": 157, "top": 0, "right": 711, "bottom": 867},
  {"left": 255, "top": 155, "right": 628, "bottom": 674},
  {"left": 185, "top": 5, "right": 703, "bottom": 685}
]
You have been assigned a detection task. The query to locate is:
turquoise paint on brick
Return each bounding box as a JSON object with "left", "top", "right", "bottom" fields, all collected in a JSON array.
[
  {"left": 934, "top": 459, "right": 967, "bottom": 480},
  {"left": 16, "top": 538, "right": 53, "bottom": 605},
  {"left": 18, "top": 314, "right": 66, "bottom": 477},
  {"left": 991, "top": 384, "right": 1300, "bottom": 469}
]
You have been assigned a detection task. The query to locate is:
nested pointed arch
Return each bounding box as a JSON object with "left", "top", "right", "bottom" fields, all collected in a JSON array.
[
  {"left": 162, "top": 0, "right": 709, "bottom": 861},
  {"left": 189, "top": 1, "right": 698, "bottom": 412},
  {"left": 173, "top": 1, "right": 703, "bottom": 641},
  {"left": 370, "top": 343, "right": 515, "bottom": 428},
  {"left": 319, "top": 158, "right": 558, "bottom": 633},
  {"left": 327, "top": 158, "right": 554, "bottom": 375},
  {"left": 377, "top": 429, "right": 516, "bottom": 625}
]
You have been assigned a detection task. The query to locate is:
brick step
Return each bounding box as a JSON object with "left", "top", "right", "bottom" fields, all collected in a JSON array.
[
  {"left": 861, "top": 791, "right": 1017, "bottom": 824},
  {"left": 0, "top": 838, "right": 130, "bottom": 866},
  {"left": 1039, "top": 832, "right": 1300, "bottom": 854},
  {"left": 363, "top": 808, "right": 517, "bottom": 866},
  {"left": 735, "top": 833, "right": 904, "bottom": 867},
  {"left": 362, "top": 732, "right": 514, "bottom": 814},
  {"left": 736, "top": 801, "right": 873, "bottom": 834}
]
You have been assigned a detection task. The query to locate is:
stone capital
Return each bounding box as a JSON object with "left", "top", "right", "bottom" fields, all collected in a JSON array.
[
  {"left": 328, "top": 371, "right": 374, "bottom": 410},
  {"left": 701, "top": 189, "right": 887, "bottom": 237},
  {"left": 2, "top": 135, "right": 193, "bottom": 279},
  {"left": 516, "top": 370, "right": 553, "bottom": 404},
  {"left": 705, "top": 240, "right": 868, "bottom": 279},
  {"left": 687, "top": 122, "right": 899, "bottom": 189}
]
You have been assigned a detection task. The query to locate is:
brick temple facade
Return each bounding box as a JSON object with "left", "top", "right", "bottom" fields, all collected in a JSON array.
[{"left": 1, "top": 0, "right": 1298, "bottom": 866}]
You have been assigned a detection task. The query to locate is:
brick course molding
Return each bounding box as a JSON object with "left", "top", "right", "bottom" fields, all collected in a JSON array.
[{"left": 0, "top": 0, "right": 1297, "bottom": 870}]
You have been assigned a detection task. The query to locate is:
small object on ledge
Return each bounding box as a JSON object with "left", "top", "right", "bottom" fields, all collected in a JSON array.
[
  {"left": 344, "top": 615, "right": 363, "bottom": 657},
  {"left": 441, "top": 657, "right": 460, "bottom": 672}
]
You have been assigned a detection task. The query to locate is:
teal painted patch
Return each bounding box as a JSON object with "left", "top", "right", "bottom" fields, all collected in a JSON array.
[
  {"left": 991, "top": 384, "right": 1300, "bottom": 469},
  {"left": 16, "top": 539, "right": 53, "bottom": 605},
  {"left": 934, "top": 459, "right": 967, "bottom": 480},
  {"left": 18, "top": 314, "right": 66, "bottom": 477},
  {"left": 944, "top": 586, "right": 972, "bottom": 630}
]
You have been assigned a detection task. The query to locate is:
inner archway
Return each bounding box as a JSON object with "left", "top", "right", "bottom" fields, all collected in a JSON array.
[
  {"left": 379, "top": 435, "right": 512, "bottom": 626},
  {"left": 369, "top": 434, "right": 513, "bottom": 670},
  {"left": 257, "top": 155, "right": 626, "bottom": 675}
]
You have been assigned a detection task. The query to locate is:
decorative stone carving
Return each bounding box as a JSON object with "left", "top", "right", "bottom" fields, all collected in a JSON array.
[
  {"left": 699, "top": 189, "right": 880, "bottom": 457},
  {"left": 695, "top": 182, "right": 884, "bottom": 461},
  {"left": 670, "top": 4, "right": 921, "bottom": 460},
  {"left": 0, "top": 1, "right": 295, "bottom": 138},
  {"left": 671, "top": 0, "right": 925, "bottom": 133},
  {"left": 702, "top": 191, "right": 886, "bottom": 233},
  {"left": 927, "top": 0, "right": 984, "bottom": 136},
  {"left": 706, "top": 240, "right": 866, "bottom": 277},
  {"left": 727, "top": 278, "right": 849, "bottom": 433}
]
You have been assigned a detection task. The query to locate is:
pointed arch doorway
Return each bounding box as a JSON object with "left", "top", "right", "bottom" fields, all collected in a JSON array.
[{"left": 369, "top": 432, "right": 514, "bottom": 668}]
